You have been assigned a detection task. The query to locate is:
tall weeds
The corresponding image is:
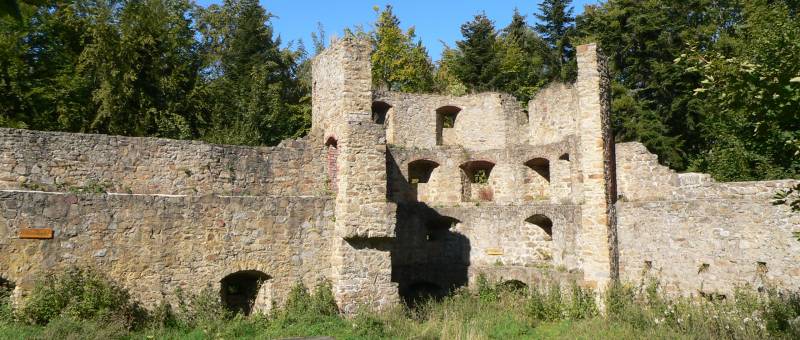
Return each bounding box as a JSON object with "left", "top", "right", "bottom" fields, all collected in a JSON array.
[{"left": 2, "top": 267, "right": 800, "bottom": 339}]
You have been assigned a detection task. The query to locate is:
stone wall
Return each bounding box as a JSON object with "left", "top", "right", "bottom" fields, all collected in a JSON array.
[
  {"left": 615, "top": 141, "right": 800, "bottom": 295},
  {"left": 574, "top": 43, "right": 615, "bottom": 289},
  {"left": 0, "top": 190, "right": 334, "bottom": 311},
  {"left": 313, "top": 38, "right": 400, "bottom": 313},
  {"left": 528, "top": 83, "right": 579, "bottom": 146},
  {"left": 0, "top": 128, "right": 325, "bottom": 197},
  {"left": 311, "top": 38, "right": 373, "bottom": 142},
  {"left": 373, "top": 91, "right": 528, "bottom": 150},
  {"left": 387, "top": 142, "right": 577, "bottom": 206}
]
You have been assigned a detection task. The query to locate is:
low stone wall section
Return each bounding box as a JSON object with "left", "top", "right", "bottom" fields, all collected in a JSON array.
[{"left": 615, "top": 141, "right": 800, "bottom": 294}]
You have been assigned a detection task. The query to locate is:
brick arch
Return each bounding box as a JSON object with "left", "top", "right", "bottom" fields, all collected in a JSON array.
[
  {"left": 498, "top": 279, "right": 528, "bottom": 292},
  {"left": 459, "top": 160, "right": 496, "bottom": 183},
  {"left": 459, "top": 160, "right": 496, "bottom": 202},
  {"left": 524, "top": 158, "right": 550, "bottom": 182}
]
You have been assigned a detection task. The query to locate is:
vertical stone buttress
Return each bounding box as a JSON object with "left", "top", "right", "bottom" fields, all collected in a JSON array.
[
  {"left": 311, "top": 39, "right": 399, "bottom": 313},
  {"left": 575, "top": 44, "right": 617, "bottom": 288}
]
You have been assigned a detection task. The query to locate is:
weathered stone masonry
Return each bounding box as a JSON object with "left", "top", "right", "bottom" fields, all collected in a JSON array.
[{"left": 1, "top": 39, "right": 798, "bottom": 314}]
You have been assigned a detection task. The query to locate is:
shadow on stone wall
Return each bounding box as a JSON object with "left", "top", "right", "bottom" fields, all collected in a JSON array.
[
  {"left": 391, "top": 202, "right": 471, "bottom": 307},
  {"left": 386, "top": 151, "right": 415, "bottom": 203}
]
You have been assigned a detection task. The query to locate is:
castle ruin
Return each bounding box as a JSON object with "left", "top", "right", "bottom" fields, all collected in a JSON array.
[{"left": 1, "top": 40, "right": 798, "bottom": 314}]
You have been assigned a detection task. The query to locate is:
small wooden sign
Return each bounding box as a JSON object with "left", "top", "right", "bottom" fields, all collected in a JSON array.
[
  {"left": 19, "top": 228, "right": 54, "bottom": 239},
  {"left": 486, "top": 248, "right": 504, "bottom": 256}
]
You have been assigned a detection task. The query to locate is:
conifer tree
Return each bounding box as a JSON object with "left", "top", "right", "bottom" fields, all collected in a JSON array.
[
  {"left": 450, "top": 13, "right": 500, "bottom": 92},
  {"left": 535, "top": 0, "right": 575, "bottom": 81},
  {"left": 371, "top": 5, "right": 434, "bottom": 93},
  {"left": 195, "top": 0, "right": 307, "bottom": 145},
  {"left": 496, "top": 9, "right": 549, "bottom": 102}
]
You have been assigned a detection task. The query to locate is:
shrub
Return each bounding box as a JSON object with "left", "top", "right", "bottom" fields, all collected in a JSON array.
[
  {"left": 281, "top": 281, "right": 312, "bottom": 320},
  {"left": 276, "top": 280, "right": 339, "bottom": 325},
  {"left": 173, "top": 286, "right": 229, "bottom": 328},
  {"left": 0, "top": 279, "right": 13, "bottom": 322},
  {"left": 526, "top": 282, "right": 563, "bottom": 321},
  {"left": 20, "top": 267, "right": 145, "bottom": 328},
  {"left": 39, "top": 317, "right": 128, "bottom": 340},
  {"left": 147, "top": 301, "right": 179, "bottom": 329},
  {"left": 310, "top": 280, "right": 339, "bottom": 316},
  {"left": 763, "top": 289, "right": 800, "bottom": 337},
  {"left": 566, "top": 282, "right": 598, "bottom": 319},
  {"left": 475, "top": 273, "right": 498, "bottom": 302}
]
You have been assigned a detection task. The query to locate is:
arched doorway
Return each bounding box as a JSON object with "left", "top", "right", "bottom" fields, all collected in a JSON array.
[{"left": 220, "top": 270, "right": 270, "bottom": 316}]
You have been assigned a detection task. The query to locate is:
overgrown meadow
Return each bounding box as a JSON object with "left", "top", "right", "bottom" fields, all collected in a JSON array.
[{"left": 1, "top": 267, "right": 799, "bottom": 339}]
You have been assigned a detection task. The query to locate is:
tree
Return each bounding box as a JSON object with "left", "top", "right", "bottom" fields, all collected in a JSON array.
[
  {"left": 680, "top": 0, "right": 800, "bottom": 181},
  {"left": 370, "top": 5, "right": 434, "bottom": 93},
  {"left": 495, "top": 9, "right": 549, "bottom": 103},
  {"left": 195, "top": 0, "right": 308, "bottom": 145},
  {"left": 576, "top": 0, "right": 738, "bottom": 170},
  {"left": 450, "top": 13, "right": 500, "bottom": 92},
  {"left": 83, "top": 0, "right": 200, "bottom": 139},
  {"left": 535, "top": 0, "right": 576, "bottom": 81}
]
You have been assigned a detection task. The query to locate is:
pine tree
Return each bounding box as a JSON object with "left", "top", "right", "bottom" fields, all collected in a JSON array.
[
  {"left": 196, "top": 0, "right": 307, "bottom": 145},
  {"left": 535, "top": 0, "right": 575, "bottom": 81},
  {"left": 451, "top": 13, "right": 500, "bottom": 92},
  {"left": 83, "top": 0, "right": 199, "bottom": 138}
]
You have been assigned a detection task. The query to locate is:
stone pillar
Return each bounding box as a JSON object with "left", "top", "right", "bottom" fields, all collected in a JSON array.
[
  {"left": 311, "top": 38, "right": 399, "bottom": 313},
  {"left": 575, "top": 43, "right": 617, "bottom": 289}
]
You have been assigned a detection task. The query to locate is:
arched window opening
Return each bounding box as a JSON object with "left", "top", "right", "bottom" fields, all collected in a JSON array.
[
  {"left": 408, "top": 160, "right": 439, "bottom": 185},
  {"left": 460, "top": 160, "right": 495, "bottom": 202},
  {"left": 559, "top": 153, "right": 570, "bottom": 161},
  {"left": 525, "top": 158, "right": 550, "bottom": 182},
  {"left": 426, "top": 216, "right": 459, "bottom": 242},
  {"left": 220, "top": 270, "right": 270, "bottom": 316},
  {"left": 325, "top": 137, "right": 338, "bottom": 194},
  {"left": 524, "top": 158, "right": 551, "bottom": 201},
  {"left": 435, "top": 106, "right": 461, "bottom": 146},
  {"left": 460, "top": 161, "right": 495, "bottom": 184},
  {"left": 525, "top": 214, "right": 553, "bottom": 240},
  {"left": 372, "top": 101, "right": 391, "bottom": 125}
]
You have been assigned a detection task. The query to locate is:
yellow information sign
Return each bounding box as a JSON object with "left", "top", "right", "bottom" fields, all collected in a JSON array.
[
  {"left": 19, "top": 228, "right": 54, "bottom": 239},
  {"left": 486, "top": 248, "right": 504, "bottom": 256}
]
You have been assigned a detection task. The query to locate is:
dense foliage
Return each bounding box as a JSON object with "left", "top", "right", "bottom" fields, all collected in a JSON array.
[
  {"left": 1, "top": 268, "right": 799, "bottom": 339},
  {"left": 370, "top": 5, "right": 434, "bottom": 93},
  {"left": 2, "top": 0, "right": 799, "bottom": 182},
  {"left": 578, "top": 0, "right": 800, "bottom": 180},
  {"left": 0, "top": 0, "right": 309, "bottom": 146}
]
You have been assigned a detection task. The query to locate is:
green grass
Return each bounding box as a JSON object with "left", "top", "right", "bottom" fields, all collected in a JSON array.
[{"left": 1, "top": 269, "right": 799, "bottom": 339}]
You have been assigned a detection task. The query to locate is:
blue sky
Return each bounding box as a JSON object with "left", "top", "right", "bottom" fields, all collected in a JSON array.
[{"left": 195, "top": 0, "right": 601, "bottom": 59}]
